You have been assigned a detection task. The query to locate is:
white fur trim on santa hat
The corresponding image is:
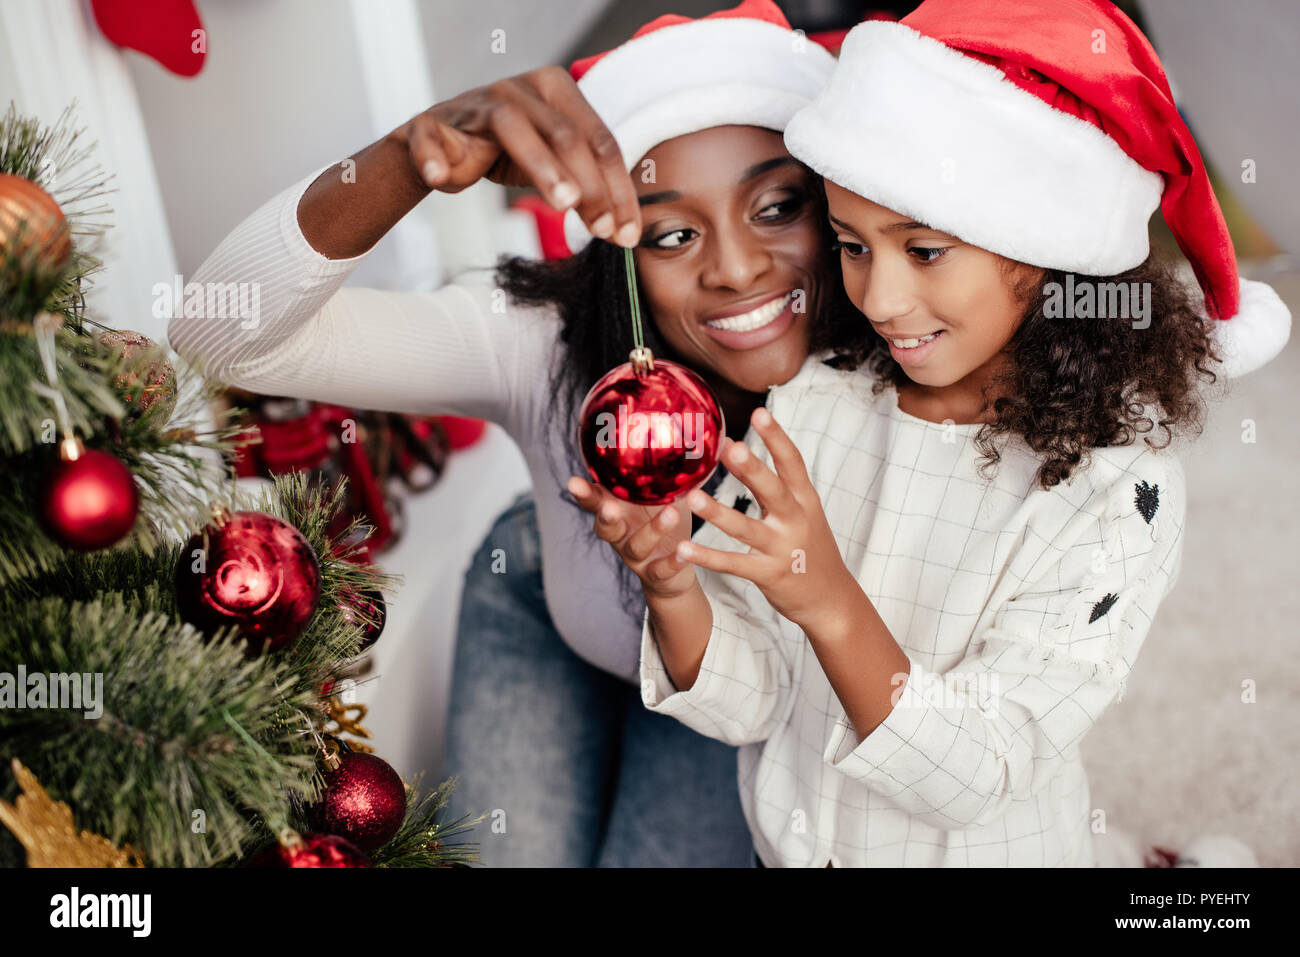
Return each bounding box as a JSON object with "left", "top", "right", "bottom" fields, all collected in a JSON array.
[
  {"left": 1208, "top": 277, "right": 1291, "bottom": 378},
  {"left": 784, "top": 20, "right": 1165, "bottom": 276},
  {"left": 564, "top": 17, "right": 834, "bottom": 253}
]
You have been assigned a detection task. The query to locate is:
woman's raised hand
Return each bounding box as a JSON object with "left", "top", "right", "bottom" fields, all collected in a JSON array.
[
  {"left": 407, "top": 66, "right": 642, "bottom": 248},
  {"left": 567, "top": 475, "right": 699, "bottom": 600}
]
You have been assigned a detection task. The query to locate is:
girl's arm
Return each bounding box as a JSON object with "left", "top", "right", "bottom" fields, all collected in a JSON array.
[
  {"left": 686, "top": 413, "right": 1188, "bottom": 832},
  {"left": 569, "top": 463, "right": 796, "bottom": 746},
  {"left": 679, "top": 407, "right": 911, "bottom": 738},
  {"left": 566, "top": 476, "right": 706, "bottom": 690}
]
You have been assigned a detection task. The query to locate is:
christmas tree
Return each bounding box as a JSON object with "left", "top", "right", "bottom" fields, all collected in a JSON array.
[{"left": 0, "top": 103, "right": 480, "bottom": 868}]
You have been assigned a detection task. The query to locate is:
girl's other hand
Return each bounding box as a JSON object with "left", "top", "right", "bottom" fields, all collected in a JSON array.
[
  {"left": 406, "top": 66, "right": 642, "bottom": 247},
  {"left": 567, "top": 475, "right": 698, "bottom": 600},
  {"left": 678, "top": 409, "right": 857, "bottom": 633}
]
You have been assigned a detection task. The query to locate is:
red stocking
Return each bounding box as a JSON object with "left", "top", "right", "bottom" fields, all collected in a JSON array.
[{"left": 91, "top": 0, "right": 207, "bottom": 77}]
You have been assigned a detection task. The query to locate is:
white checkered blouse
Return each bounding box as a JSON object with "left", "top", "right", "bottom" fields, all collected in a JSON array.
[{"left": 640, "top": 350, "right": 1186, "bottom": 867}]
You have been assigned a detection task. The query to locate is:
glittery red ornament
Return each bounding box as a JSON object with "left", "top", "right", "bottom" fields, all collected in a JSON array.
[
  {"left": 38, "top": 444, "right": 140, "bottom": 551},
  {"left": 577, "top": 354, "right": 724, "bottom": 506},
  {"left": 97, "top": 328, "right": 178, "bottom": 421},
  {"left": 307, "top": 750, "right": 406, "bottom": 852},
  {"left": 248, "top": 832, "right": 371, "bottom": 868},
  {"left": 339, "top": 587, "right": 386, "bottom": 652},
  {"left": 173, "top": 511, "right": 322, "bottom": 656}
]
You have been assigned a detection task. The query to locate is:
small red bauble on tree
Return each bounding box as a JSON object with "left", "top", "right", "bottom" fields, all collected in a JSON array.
[
  {"left": 307, "top": 741, "right": 406, "bottom": 852},
  {"left": 247, "top": 830, "right": 371, "bottom": 868},
  {"left": 577, "top": 248, "right": 724, "bottom": 506},
  {"left": 38, "top": 438, "right": 140, "bottom": 551},
  {"left": 173, "top": 509, "right": 322, "bottom": 656},
  {"left": 338, "top": 587, "right": 386, "bottom": 653}
]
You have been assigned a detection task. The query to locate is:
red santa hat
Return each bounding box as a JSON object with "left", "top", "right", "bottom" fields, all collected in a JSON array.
[
  {"left": 562, "top": 0, "right": 835, "bottom": 254},
  {"left": 783, "top": 0, "right": 1290, "bottom": 378}
]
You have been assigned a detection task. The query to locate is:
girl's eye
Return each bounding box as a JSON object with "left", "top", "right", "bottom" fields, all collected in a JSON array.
[
  {"left": 831, "top": 239, "right": 868, "bottom": 259},
  {"left": 909, "top": 246, "right": 949, "bottom": 264},
  {"left": 645, "top": 227, "right": 696, "bottom": 250}
]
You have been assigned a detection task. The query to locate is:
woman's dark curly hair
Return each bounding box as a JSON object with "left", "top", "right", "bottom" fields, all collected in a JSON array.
[
  {"left": 860, "top": 254, "right": 1225, "bottom": 490},
  {"left": 493, "top": 205, "right": 874, "bottom": 621}
]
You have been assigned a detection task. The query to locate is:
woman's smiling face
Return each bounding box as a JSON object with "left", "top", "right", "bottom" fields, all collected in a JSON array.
[
  {"left": 823, "top": 179, "right": 1038, "bottom": 408},
  {"left": 632, "top": 126, "right": 829, "bottom": 398}
]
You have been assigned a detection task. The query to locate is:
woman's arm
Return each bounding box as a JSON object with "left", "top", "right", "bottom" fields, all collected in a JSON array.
[
  {"left": 168, "top": 67, "right": 642, "bottom": 421},
  {"left": 297, "top": 65, "right": 642, "bottom": 260}
]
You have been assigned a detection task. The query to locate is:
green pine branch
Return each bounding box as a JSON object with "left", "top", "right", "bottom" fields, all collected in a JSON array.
[{"left": 0, "top": 594, "right": 320, "bottom": 867}]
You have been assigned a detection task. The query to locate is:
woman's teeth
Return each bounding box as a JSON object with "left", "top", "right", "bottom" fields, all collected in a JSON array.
[
  {"left": 705, "top": 293, "right": 792, "bottom": 332},
  {"left": 889, "top": 331, "right": 941, "bottom": 349}
]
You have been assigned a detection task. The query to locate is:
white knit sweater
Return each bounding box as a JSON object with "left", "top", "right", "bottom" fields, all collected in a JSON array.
[{"left": 167, "top": 165, "right": 666, "bottom": 682}]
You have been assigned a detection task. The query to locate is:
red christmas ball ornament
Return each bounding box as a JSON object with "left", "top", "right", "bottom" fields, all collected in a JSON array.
[
  {"left": 248, "top": 832, "right": 371, "bottom": 868},
  {"left": 577, "top": 349, "right": 724, "bottom": 506},
  {"left": 38, "top": 441, "right": 140, "bottom": 551},
  {"left": 173, "top": 510, "right": 322, "bottom": 656},
  {"left": 307, "top": 748, "right": 406, "bottom": 852},
  {"left": 338, "top": 587, "right": 386, "bottom": 652}
]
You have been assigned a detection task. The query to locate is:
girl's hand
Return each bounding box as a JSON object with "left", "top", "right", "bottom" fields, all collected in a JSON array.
[
  {"left": 406, "top": 66, "right": 642, "bottom": 247},
  {"left": 677, "top": 408, "right": 856, "bottom": 633},
  {"left": 567, "top": 475, "right": 698, "bottom": 601}
]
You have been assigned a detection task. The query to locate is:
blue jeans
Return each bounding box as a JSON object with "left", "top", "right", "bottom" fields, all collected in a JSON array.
[{"left": 443, "top": 492, "right": 754, "bottom": 867}]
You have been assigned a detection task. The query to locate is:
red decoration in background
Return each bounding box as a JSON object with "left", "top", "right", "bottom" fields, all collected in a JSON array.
[
  {"left": 512, "top": 194, "right": 573, "bottom": 260},
  {"left": 577, "top": 358, "right": 724, "bottom": 506},
  {"left": 307, "top": 749, "right": 406, "bottom": 852},
  {"left": 432, "top": 415, "right": 486, "bottom": 452},
  {"left": 230, "top": 399, "right": 471, "bottom": 561},
  {"left": 90, "top": 0, "right": 207, "bottom": 77},
  {"left": 248, "top": 833, "right": 371, "bottom": 868},
  {"left": 173, "top": 511, "right": 322, "bottom": 656},
  {"left": 38, "top": 446, "right": 140, "bottom": 551}
]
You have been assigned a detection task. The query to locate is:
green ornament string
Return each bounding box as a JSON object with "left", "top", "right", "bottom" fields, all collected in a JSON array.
[{"left": 623, "top": 246, "right": 653, "bottom": 373}]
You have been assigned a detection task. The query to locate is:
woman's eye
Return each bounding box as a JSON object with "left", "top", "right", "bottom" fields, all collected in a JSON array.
[
  {"left": 831, "top": 240, "right": 868, "bottom": 259},
  {"left": 909, "top": 246, "right": 949, "bottom": 264},
  {"left": 755, "top": 195, "right": 806, "bottom": 221},
  {"left": 645, "top": 228, "right": 696, "bottom": 250}
]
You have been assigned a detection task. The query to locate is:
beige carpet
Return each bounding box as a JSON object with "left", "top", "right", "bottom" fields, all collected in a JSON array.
[{"left": 1081, "top": 264, "right": 1300, "bottom": 867}]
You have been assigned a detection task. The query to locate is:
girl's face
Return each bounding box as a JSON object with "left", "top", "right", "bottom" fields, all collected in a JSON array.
[
  {"left": 823, "top": 179, "right": 1036, "bottom": 401},
  {"left": 633, "top": 126, "right": 827, "bottom": 398}
]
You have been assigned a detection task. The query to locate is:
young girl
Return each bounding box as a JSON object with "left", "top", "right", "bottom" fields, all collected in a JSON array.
[{"left": 570, "top": 0, "right": 1289, "bottom": 866}]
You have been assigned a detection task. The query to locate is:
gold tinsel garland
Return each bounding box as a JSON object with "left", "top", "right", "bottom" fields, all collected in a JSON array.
[{"left": 0, "top": 759, "right": 143, "bottom": 867}]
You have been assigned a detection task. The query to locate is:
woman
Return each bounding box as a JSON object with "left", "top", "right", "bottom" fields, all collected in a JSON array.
[{"left": 168, "top": 0, "right": 870, "bottom": 866}]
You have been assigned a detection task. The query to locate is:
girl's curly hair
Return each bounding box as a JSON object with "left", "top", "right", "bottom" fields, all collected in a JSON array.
[{"left": 861, "top": 255, "right": 1225, "bottom": 490}]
